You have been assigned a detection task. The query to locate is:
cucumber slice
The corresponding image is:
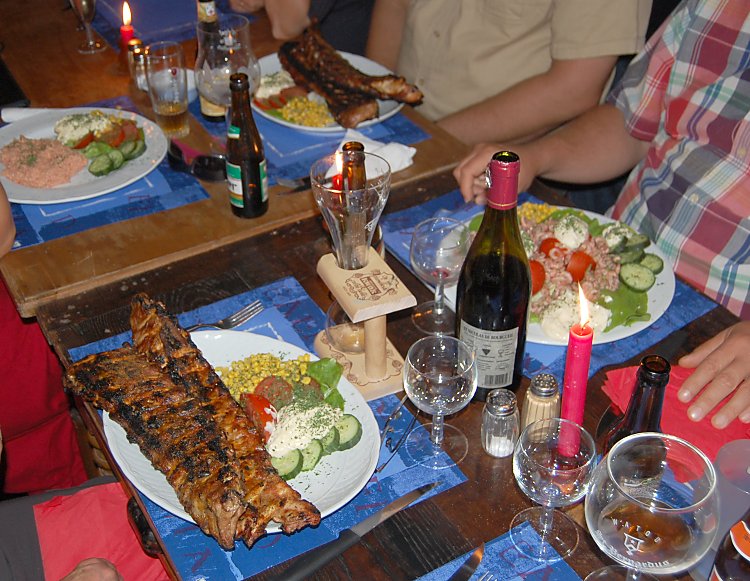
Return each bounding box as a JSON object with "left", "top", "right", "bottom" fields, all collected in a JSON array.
[
  {"left": 118, "top": 140, "right": 138, "bottom": 159},
  {"left": 125, "top": 139, "right": 146, "bottom": 160},
  {"left": 270, "top": 449, "right": 303, "bottom": 481},
  {"left": 107, "top": 148, "right": 125, "bottom": 170},
  {"left": 639, "top": 253, "right": 664, "bottom": 274},
  {"left": 616, "top": 247, "right": 645, "bottom": 265},
  {"left": 335, "top": 414, "right": 362, "bottom": 451},
  {"left": 620, "top": 262, "right": 656, "bottom": 292},
  {"left": 301, "top": 439, "right": 323, "bottom": 472},
  {"left": 83, "top": 141, "right": 112, "bottom": 159},
  {"left": 624, "top": 232, "right": 651, "bottom": 251},
  {"left": 88, "top": 154, "right": 113, "bottom": 176},
  {"left": 320, "top": 426, "right": 339, "bottom": 455}
]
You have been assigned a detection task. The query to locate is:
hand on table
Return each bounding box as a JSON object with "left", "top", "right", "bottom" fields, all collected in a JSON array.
[
  {"left": 61, "top": 558, "right": 123, "bottom": 581},
  {"left": 678, "top": 321, "right": 750, "bottom": 429},
  {"left": 453, "top": 142, "right": 536, "bottom": 204}
]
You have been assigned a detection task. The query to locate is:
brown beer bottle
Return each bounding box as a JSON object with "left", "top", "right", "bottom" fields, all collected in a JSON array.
[
  {"left": 596, "top": 354, "right": 670, "bottom": 457},
  {"left": 195, "top": 0, "right": 226, "bottom": 121},
  {"left": 341, "top": 141, "right": 366, "bottom": 190},
  {"left": 711, "top": 507, "right": 750, "bottom": 580},
  {"left": 226, "top": 72, "right": 268, "bottom": 218}
]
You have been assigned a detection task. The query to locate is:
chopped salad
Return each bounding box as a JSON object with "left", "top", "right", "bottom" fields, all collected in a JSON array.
[{"left": 218, "top": 353, "right": 362, "bottom": 480}]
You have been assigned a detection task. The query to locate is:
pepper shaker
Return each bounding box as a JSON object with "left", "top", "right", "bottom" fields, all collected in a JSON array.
[
  {"left": 520, "top": 373, "right": 561, "bottom": 431},
  {"left": 481, "top": 388, "right": 519, "bottom": 458}
]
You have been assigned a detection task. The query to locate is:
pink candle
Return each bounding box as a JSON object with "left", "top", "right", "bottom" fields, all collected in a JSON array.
[
  {"left": 120, "top": 2, "right": 134, "bottom": 49},
  {"left": 560, "top": 285, "right": 593, "bottom": 455}
]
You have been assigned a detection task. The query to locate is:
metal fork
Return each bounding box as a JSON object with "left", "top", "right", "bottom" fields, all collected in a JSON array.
[
  {"left": 478, "top": 573, "right": 494, "bottom": 581},
  {"left": 185, "top": 300, "right": 264, "bottom": 332}
]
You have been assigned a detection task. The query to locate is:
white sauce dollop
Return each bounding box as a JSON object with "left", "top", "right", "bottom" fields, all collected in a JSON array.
[
  {"left": 553, "top": 215, "right": 589, "bottom": 250},
  {"left": 266, "top": 402, "right": 343, "bottom": 458},
  {"left": 539, "top": 291, "right": 610, "bottom": 342}
]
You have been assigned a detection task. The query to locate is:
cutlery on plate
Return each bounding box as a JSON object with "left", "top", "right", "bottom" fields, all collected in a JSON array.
[
  {"left": 184, "top": 300, "right": 264, "bottom": 332},
  {"left": 447, "top": 542, "right": 485, "bottom": 581},
  {"left": 272, "top": 482, "right": 438, "bottom": 581}
]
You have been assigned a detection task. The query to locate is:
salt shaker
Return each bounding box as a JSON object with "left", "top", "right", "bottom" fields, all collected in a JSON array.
[
  {"left": 520, "top": 373, "right": 561, "bottom": 431},
  {"left": 481, "top": 388, "right": 519, "bottom": 458}
]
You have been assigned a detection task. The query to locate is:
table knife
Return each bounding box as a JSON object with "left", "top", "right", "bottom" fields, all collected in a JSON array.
[
  {"left": 272, "top": 482, "right": 438, "bottom": 581},
  {"left": 447, "top": 542, "right": 485, "bottom": 581}
]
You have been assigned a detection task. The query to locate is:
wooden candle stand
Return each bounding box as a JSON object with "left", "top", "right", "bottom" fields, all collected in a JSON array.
[{"left": 313, "top": 247, "right": 416, "bottom": 401}]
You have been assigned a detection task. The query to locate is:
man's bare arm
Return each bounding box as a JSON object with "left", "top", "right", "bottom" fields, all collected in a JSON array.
[
  {"left": 365, "top": 0, "right": 408, "bottom": 71},
  {"left": 264, "top": 0, "right": 311, "bottom": 40}
]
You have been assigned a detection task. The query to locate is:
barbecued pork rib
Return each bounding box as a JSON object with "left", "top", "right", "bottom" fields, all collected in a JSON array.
[
  {"left": 294, "top": 27, "right": 423, "bottom": 105},
  {"left": 130, "top": 294, "right": 321, "bottom": 546},
  {"left": 64, "top": 346, "right": 246, "bottom": 550},
  {"left": 278, "top": 41, "right": 379, "bottom": 128}
]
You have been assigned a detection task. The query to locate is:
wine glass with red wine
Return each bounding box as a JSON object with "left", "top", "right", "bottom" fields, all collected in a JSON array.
[
  {"left": 510, "top": 418, "right": 596, "bottom": 562},
  {"left": 403, "top": 336, "right": 477, "bottom": 469},
  {"left": 409, "top": 217, "right": 469, "bottom": 336},
  {"left": 584, "top": 432, "right": 719, "bottom": 580}
]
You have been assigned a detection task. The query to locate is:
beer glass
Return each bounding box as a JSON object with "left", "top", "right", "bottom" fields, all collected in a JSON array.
[{"left": 144, "top": 42, "right": 190, "bottom": 139}]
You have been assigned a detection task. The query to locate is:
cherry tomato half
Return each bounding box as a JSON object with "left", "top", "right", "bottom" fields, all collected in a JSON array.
[
  {"left": 539, "top": 237, "right": 564, "bottom": 259},
  {"left": 566, "top": 251, "right": 597, "bottom": 282},
  {"left": 99, "top": 126, "right": 125, "bottom": 148},
  {"left": 529, "top": 260, "right": 546, "bottom": 295},
  {"left": 121, "top": 120, "right": 139, "bottom": 143},
  {"left": 241, "top": 393, "right": 277, "bottom": 441},
  {"left": 72, "top": 132, "right": 94, "bottom": 149}
]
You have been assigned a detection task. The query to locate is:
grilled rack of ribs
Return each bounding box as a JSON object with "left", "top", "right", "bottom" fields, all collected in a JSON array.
[
  {"left": 65, "top": 293, "right": 321, "bottom": 551},
  {"left": 65, "top": 346, "right": 246, "bottom": 550},
  {"left": 295, "top": 27, "right": 423, "bottom": 105},
  {"left": 130, "top": 294, "right": 321, "bottom": 545},
  {"left": 278, "top": 41, "right": 379, "bottom": 128}
]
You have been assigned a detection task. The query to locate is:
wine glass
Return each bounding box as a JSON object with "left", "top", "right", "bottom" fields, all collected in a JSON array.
[
  {"left": 403, "top": 336, "right": 477, "bottom": 470},
  {"left": 194, "top": 14, "right": 261, "bottom": 122},
  {"left": 69, "top": 0, "right": 105, "bottom": 54},
  {"left": 409, "top": 217, "right": 469, "bottom": 336},
  {"left": 585, "top": 432, "right": 719, "bottom": 580},
  {"left": 510, "top": 418, "right": 596, "bottom": 562}
]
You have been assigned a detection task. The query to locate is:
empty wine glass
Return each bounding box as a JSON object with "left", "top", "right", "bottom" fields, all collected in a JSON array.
[
  {"left": 69, "top": 0, "right": 105, "bottom": 54},
  {"left": 584, "top": 432, "right": 719, "bottom": 580},
  {"left": 403, "top": 336, "right": 477, "bottom": 470},
  {"left": 510, "top": 418, "right": 596, "bottom": 562},
  {"left": 409, "top": 217, "right": 469, "bottom": 336}
]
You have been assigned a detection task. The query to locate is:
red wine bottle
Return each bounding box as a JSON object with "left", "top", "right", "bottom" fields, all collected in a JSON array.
[
  {"left": 455, "top": 151, "right": 530, "bottom": 402},
  {"left": 711, "top": 507, "right": 750, "bottom": 580},
  {"left": 596, "top": 354, "right": 670, "bottom": 457}
]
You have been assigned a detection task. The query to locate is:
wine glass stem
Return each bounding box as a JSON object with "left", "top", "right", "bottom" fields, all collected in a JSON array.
[
  {"left": 433, "top": 279, "right": 445, "bottom": 315},
  {"left": 539, "top": 506, "right": 555, "bottom": 534},
  {"left": 430, "top": 414, "right": 445, "bottom": 446},
  {"left": 84, "top": 22, "right": 96, "bottom": 48}
]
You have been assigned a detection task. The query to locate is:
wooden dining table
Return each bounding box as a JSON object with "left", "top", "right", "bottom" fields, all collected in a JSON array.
[{"left": 1, "top": 2, "right": 741, "bottom": 580}]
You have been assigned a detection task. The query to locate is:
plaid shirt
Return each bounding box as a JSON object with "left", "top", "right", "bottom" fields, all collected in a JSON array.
[{"left": 609, "top": 0, "right": 750, "bottom": 319}]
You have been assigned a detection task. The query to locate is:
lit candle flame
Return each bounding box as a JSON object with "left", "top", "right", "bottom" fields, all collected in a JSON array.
[
  {"left": 122, "top": 1, "right": 131, "bottom": 25},
  {"left": 334, "top": 152, "right": 343, "bottom": 177},
  {"left": 578, "top": 283, "right": 590, "bottom": 328}
]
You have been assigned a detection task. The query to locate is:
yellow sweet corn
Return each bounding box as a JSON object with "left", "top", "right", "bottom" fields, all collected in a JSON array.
[
  {"left": 218, "top": 352, "right": 313, "bottom": 402},
  {"left": 278, "top": 97, "right": 334, "bottom": 127}
]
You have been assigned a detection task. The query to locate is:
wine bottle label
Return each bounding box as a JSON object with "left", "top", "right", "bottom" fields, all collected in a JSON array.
[
  {"left": 730, "top": 520, "right": 750, "bottom": 562},
  {"left": 197, "top": 1, "right": 217, "bottom": 21},
  {"left": 459, "top": 320, "right": 518, "bottom": 388}
]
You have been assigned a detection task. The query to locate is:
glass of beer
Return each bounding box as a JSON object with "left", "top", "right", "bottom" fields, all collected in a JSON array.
[
  {"left": 584, "top": 432, "right": 719, "bottom": 580},
  {"left": 144, "top": 41, "right": 190, "bottom": 139}
]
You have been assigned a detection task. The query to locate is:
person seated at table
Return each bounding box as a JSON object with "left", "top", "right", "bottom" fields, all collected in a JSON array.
[
  {"left": 0, "top": 183, "right": 88, "bottom": 494},
  {"left": 229, "top": 0, "right": 375, "bottom": 55},
  {"left": 453, "top": 0, "right": 750, "bottom": 428},
  {"left": 365, "top": 0, "right": 652, "bottom": 146}
]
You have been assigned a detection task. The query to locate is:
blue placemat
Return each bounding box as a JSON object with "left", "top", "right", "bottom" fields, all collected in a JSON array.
[
  {"left": 417, "top": 522, "right": 582, "bottom": 581},
  {"left": 190, "top": 99, "right": 431, "bottom": 187},
  {"left": 70, "top": 276, "right": 467, "bottom": 580},
  {"left": 9, "top": 95, "right": 210, "bottom": 250},
  {"left": 93, "top": 0, "right": 252, "bottom": 47},
  {"left": 380, "top": 189, "right": 718, "bottom": 383}
]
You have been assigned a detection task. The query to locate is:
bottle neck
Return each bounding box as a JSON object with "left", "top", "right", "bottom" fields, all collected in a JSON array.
[{"left": 621, "top": 382, "right": 666, "bottom": 432}]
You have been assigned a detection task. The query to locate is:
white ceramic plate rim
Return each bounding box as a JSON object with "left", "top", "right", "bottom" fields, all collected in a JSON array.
[
  {"left": 0, "top": 107, "right": 168, "bottom": 204},
  {"left": 444, "top": 208, "right": 676, "bottom": 345},
  {"left": 103, "top": 330, "right": 380, "bottom": 533},
  {"left": 254, "top": 52, "right": 404, "bottom": 133}
]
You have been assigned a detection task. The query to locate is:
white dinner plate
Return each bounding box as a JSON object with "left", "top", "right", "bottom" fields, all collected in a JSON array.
[
  {"left": 103, "top": 330, "right": 380, "bottom": 533},
  {"left": 0, "top": 107, "right": 168, "bottom": 204},
  {"left": 253, "top": 52, "right": 404, "bottom": 132},
  {"left": 444, "top": 208, "right": 676, "bottom": 346}
]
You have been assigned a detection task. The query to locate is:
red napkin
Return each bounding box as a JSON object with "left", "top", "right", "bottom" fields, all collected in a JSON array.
[
  {"left": 33, "top": 482, "right": 169, "bottom": 581},
  {"left": 601, "top": 365, "right": 750, "bottom": 461}
]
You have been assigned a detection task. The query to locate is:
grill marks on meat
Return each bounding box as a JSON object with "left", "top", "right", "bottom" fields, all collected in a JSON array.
[
  {"left": 65, "top": 347, "right": 245, "bottom": 550},
  {"left": 278, "top": 42, "right": 378, "bottom": 128},
  {"left": 130, "top": 294, "right": 321, "bottom": 546},
  {"left": 296, "top": 27, "right": 423, "bottom": 104},
  {"left": 277, "top": 26, "right": 423, "bottom": 128}
]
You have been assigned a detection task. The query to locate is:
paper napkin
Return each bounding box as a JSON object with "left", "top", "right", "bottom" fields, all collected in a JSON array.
[
  {"left": 338, "top": 129, "right": 417, "bottom": 173},
  {"left": 601, "top": 365, "right": 750, "bottom": 461}
]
